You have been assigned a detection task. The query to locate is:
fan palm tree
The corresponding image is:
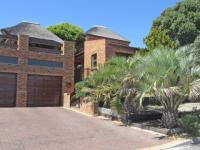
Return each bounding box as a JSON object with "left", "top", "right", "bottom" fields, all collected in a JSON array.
[
  {"left": 75, "top": 57, "right": 131, "bottom": 108},
  {"left": 123, "top": 48, "right": 200, "bottom": 128}
]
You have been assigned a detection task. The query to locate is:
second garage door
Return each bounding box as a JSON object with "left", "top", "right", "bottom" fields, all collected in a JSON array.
[{"left": 27, "top": 75, "right": 62, "bottom": 107}]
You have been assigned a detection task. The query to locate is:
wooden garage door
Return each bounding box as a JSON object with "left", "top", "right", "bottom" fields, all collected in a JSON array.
[
  {"left": 27, "top": 75, "right": 62, "bottom": 107},
  {"left": 0, "top": 73, "right": 16, "bottom": 107}
]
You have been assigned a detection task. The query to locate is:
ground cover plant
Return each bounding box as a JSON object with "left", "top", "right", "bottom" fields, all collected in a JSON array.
[{"left": 178, "top": 110, "right": 200, "bottom": 137}]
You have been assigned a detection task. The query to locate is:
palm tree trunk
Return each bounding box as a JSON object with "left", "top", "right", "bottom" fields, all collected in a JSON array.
[
  {"left": 162, "top": 111, "right": 178, "bottom": 129},
  {"left": 122, "top": 98, "right": 133, "bottom": 125},
  {"left": 122, "top": 90, "right": 137, "bottom": 125}
]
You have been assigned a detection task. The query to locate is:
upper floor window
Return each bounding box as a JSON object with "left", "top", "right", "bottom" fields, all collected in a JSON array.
[
  {"left": 91, "top": 53, "right": 97, "bottom": 70},
  {"left": 0, "top": 55, "right": 18, "bottom": 65},
  {"left": 28, "top": 59, "right": 63, "bottom": 68},
  {"left": 29, "top": 43, "right": 62, "bottom": 54}
]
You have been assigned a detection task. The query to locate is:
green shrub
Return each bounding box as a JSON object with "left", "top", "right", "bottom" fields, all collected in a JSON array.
[
  {"left": 110, "top": 97, "right": 123, "bottom": 115},
  {"left": 75, "top": 78, "right": 95, "bottom": 98},
  {"left": 75, "top": 57, "right": 131, "bottom": 109},
  {"left": 178, "top": 111, "right": 200, "bottom": 136}
]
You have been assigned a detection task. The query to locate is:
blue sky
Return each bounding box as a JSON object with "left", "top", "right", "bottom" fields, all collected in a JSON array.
[{"left": 0, "top": 0, "right": 179, "bottom": 48}]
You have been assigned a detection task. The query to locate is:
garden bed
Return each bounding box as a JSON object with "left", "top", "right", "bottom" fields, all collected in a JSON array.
[
  {"left": 131, "top": 120, "right": 169, "bottom": 135},
  {"left": 131, "top": 120, "right": 183, "bottom": 135},
  {"left": 98, "top": 107, "right": 162, "bottom": 121}
]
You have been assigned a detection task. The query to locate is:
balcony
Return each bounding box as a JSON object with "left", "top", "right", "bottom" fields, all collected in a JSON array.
[{"left": 0, "top": 35, "right": 17, "bottom": 50}]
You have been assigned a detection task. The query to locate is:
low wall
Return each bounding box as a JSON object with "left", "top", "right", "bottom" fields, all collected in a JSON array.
[{"left": 79, "top": 98, "right": 97, "bottom": 116}]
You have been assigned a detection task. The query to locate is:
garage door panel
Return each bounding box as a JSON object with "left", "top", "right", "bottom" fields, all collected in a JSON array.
[
  {"left": 27, "top": 75, "right": 62, "bottom": 107},
  {"left": 0, "top": 73, "right": 16, "bottom": 107},
  {"left": 0, "top": 79, "right": 16, "bottom": 85}
]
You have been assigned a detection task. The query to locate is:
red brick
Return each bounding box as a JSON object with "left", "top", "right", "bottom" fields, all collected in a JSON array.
[{"left": 0, "top": 35, "right": 75, "bottom": 107}]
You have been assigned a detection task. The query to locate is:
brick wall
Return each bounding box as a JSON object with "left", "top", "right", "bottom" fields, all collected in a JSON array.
[
  {"left": 84, "top": 39, "right": 106, "bottom": 77},
  {"left": 0, "top": 35, "right": 75, "bottom": 107},
  {"left": 106, "top": 39, "right": 135, "bottom": 60},
  {"left": 83, "top": 36, "right": 135, "bottom": 78},
  {"left": 62, "top": 41, "right": 75, "bottom": 107},
  {"left": 80, "top": 97, "right": 97, "bottom": 116}
]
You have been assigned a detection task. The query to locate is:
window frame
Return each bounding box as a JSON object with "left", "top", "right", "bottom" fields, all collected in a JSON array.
[
  {"left": 28, "top": 59, "right": 63, "bottom": 69},
  {"left": 0, "top": 55, "right": 18, "bottom": 65},
  {"left": 91, "top": 53, "right": 97, "bottom": 70}
]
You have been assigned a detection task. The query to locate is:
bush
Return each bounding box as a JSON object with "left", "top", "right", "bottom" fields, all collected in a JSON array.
[
  {"left": 178, "top": 111, "right": 200, "bottom": 136},
  {"left": 75, "top": 57, "right": 131, "bottom": 109},
  {"left": 110, "top": 97, "right": 123, "bottom": 115}
]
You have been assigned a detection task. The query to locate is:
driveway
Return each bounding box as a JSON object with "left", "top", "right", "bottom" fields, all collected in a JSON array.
[{"left": 0, "top": 107, "right": 171, "bottom": 150}]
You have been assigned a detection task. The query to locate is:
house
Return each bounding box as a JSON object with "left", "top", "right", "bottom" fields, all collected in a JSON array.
[
  {"left": 75, "top": 26, "right": 137, "bottom": 82},
  {"left": 0, "top": 22, "right": 74, "bottom": 107},
  {"left": 0, "top": 22, "right": 136, "bottom": 108}
]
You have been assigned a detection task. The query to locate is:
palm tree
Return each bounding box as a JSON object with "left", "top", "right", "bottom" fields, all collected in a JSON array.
[
  {"left": 75, "top": 57, "right": 131, "bottom": 108},
  {"left": 123, "top": 48, "right": 200, "bottom": 128},
  {"left": 178, "top": 35, "right": 200, "bottom": 102}
]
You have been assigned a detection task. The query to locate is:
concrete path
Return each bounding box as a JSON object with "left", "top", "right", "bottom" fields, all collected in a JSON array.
[
  {"left": 163, "top": 141, "right": 200, "bottom": 150},
  {"left": 0, "top": 107, "right": 171, "bottom": 150}
]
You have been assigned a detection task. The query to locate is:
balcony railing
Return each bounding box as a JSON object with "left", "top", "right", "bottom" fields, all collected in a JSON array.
[
  {"left": 29, "top": 37, "right": 62, "bottom": 54},
  {"left": 0, "top": 35, "right": 63, "bottom": 54},
  {"left": 0, "top": 35, "right": 18, "bottom": 49}
]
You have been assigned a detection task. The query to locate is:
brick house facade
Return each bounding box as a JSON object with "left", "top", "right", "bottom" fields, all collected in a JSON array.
[
  {"left": 75, "top": 26, "right": 137, "bottom": 81},
  {"left": 0, "top": 22, "right": 74, "bottom": 107},
  {"left": 0, "top": 22, "right": 136, "bottom": 108}
]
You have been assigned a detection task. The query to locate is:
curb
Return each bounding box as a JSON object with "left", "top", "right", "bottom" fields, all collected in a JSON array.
[
  {"left": 130, "top": 126, "right": 166, "bottom": 137},
  {"left": 63, "top": 107, "right": 94, "bottom": 117},
  {"left": 137, "top": 139, "right": 190, "bottom": 150}
]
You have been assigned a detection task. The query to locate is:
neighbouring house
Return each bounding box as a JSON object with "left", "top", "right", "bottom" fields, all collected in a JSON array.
[
  {"left": 75, "top": 25, "right": 137, "bottom": 82},
  {"left": 0, "top": 22, "right": 74, "bottom": 107}
]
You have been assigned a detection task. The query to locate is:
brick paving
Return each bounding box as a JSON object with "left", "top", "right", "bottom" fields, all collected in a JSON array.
[{"left": 0, "top": 108, "right": 171, "bottom": 150}]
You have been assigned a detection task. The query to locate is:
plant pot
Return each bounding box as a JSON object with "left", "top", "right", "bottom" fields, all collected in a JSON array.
[{"left": 191, "top": 137, "right": 200, "bottom": 144}]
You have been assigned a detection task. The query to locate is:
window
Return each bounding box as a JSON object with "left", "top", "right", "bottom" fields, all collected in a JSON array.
[
  {"left": 0, "top": 56, "right": 18, "bottom": 64},
  {"left": 29, "top": 43, "right": 56, "bottom": 49},
  {"left": 28, "top": 59, "right": 63, "bottom": 68},
  {"left": 29, "top": 43, "right": 61, "bottom": 54},
  {"left": 91, "top": 54, "right": 97, "bottom": 70}
]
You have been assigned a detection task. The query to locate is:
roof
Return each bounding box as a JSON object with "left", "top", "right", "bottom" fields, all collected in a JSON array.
[
  {"left": 85, "top": 25, "right": 129, "bottom": 42},
  {"left": 1, "top": 22, "right": 63, "bottom": 43}
]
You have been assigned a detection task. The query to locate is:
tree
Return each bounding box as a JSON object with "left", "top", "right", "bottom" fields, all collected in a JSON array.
[
  {"left": 144, "top": 0, "right": 200, "bottom": 50},
  {"left": 122, "top": 48, "right": 200, "bottom": 128},
  {"left": 144, "top": 28, "right": 175, "bottom": 50},
  {"left": 47, "top": 23, "right": 84, "bottom": 48}
]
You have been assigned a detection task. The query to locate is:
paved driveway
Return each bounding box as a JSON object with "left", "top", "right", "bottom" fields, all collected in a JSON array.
[{"left": 0, "top": 107, "right": 170, "bottom": 150}]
